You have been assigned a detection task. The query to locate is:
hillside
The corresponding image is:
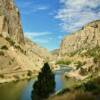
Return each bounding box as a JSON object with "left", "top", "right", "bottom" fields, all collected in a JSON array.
[
  {"left": 0, "top": 0, "right": 50, "bottom": 83},
  {"left": 50, "top": 20, "right": 100, "bottom": 100},
  {"left": 0, "top": 0, "right": 24, "bottom": 43},
  {"left": 56, "top": 20, "right": 100, "bottom": 80},
  {"left": 60, "top": 20, "right": 100, "bottom": 55}
]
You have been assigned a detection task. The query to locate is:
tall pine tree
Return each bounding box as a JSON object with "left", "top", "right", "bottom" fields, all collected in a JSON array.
[{"left": 32, "top": 63, "right": 55, "bottom": 100}]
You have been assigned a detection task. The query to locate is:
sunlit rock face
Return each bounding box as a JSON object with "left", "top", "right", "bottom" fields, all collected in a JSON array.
[
  {"left": 0, "top": 0, "right": 51, "bottom": 83},
  {"left": 60, "top": 20, "right": 100, "bottom": 55},
  {"left": 0, "top": 0, "right": 24, "bottom": 44}
]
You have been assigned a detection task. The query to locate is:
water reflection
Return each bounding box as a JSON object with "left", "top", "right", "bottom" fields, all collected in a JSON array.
[
  {"left": 0, "top": 67, "right": 71, "bottom": 100},
  {"left": 21, "top": 79, "right": 36, "bottom": 100},
  {"left": 0, "top": 81, "right": 28, "bottom": 100}
]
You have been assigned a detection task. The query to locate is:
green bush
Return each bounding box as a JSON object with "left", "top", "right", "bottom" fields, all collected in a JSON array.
[
  {"left": 83, "top": 81, "right": 97, "bottom": 91},
  {"left": 0, "top": 51, "right": 4, "bottom": 56},
  {"left": 79, "top": 68, "right": 88, "bottom": 76},
  {"left": 75, "top": 61, "right": 86, "bottom": 69},
  {"left": 14, "top": 45, "right": 21, "bottom": 50},
  {"left": 27, "top": 70, "right": 33, "bottom": 76},
  {"left": 5, "top": 37, "right": 15, "bottom": 46},
  {"left": 56, "top": 60, "right": 71, "bottom": 65},
  {"left": 84, "top": 46, "right": 100, "bottom": 58},
  {"left": 1, "top": 45, "right": 8, "bottom": 50},
  {"left": 14, "top": 75, "right": 20, "bottom": 81},
  {"left": 0, "top": 34, "right": 2, "bottom": 37},
  {"left": 9, "top": 61, "right": 12, "bottom": 65},
  {"left": 69, "top": 49, "right": 84, "bottom": 57},
  {"left": 0, "top": 74, "right": 4, "bottom": 78},
  {"left": 14, "top": 45, "right": 25, "bottom": 54}
]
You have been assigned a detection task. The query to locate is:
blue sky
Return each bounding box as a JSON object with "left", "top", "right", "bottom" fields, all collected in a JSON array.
[{"left": 15, "top": 0, "right": 100, "bottom": 51}]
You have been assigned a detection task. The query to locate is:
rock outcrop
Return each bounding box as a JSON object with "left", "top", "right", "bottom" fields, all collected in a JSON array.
[
  {"left": 0, "top": 0, "right": 24, "bottom": 44},
  {"left": 0, "top": 0, "right": 50, "bottom": 83},
  {"left": 60, "top": 20, "right": 100, "bottom": 56},
  {"left": 58, "top": 20, "right": 100, "bottom": 80}
]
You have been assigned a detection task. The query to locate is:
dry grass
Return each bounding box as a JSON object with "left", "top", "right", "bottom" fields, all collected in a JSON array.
[{"left": 49, "top": 91, "right": 96, "bottom": 100}]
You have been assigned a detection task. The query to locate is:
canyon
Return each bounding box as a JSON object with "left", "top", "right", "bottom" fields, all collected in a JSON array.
[{"left": 0, "top": 0, "right": 50, "bottom": 83}]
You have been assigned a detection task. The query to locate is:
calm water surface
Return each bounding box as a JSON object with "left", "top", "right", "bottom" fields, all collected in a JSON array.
[{"left": 0, "top": 67, "right": 72, "bottom": 100}]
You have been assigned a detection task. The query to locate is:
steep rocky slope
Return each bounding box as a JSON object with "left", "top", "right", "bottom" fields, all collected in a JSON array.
[
  {"left": 58, "top": 20, "right": 100, "bottom": 80},
  {"left": 49, "top": 20, "right": 100, "bottom": 100},
  {"left": 0, "top": 0, "right": 24, "bottom": 43},
  {"left": 60, "top": 20, "right": 100, "bottom": 56},
  {"left": 0, "top": 0, "right": 50, "bottom": 83}
]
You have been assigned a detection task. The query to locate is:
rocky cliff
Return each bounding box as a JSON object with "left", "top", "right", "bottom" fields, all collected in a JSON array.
[
  {"left": 0, "top": 0, "right": 24, "bottom": 44},
  {"left": 58, "top": 20, "right": 100, "bottom": 80},
  {"left": 0, "top": 0, "right": 50, "bottom": 83},
  {"left": 60, "top": 20, "right": 100, "bottom": 56}
]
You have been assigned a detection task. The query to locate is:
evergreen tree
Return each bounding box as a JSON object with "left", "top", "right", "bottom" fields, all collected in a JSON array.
[{"left": 32, "top": 62, "right": 55, "bottom": 100}]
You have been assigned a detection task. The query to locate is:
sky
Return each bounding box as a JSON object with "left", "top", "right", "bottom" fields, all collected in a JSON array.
[{"left": 15, "top": 0, "right": 100, "bottom": 51}]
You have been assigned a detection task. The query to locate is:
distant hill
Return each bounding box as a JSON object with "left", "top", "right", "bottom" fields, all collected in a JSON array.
[{"left": 51, "top": 49, "right": 59, "bottom": 56}]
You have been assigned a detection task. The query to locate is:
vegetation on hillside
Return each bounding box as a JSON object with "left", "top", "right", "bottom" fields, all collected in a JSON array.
[
  {"left": 1, "top": 45, "right": 8, "bottom": 50},
  {"left": 0, "top": 51, "right": 4, "bottom": 56},
  {"left": 49, "top": 76, "right": 100, "bottom": 100},
  {"left": 56, "top": 60, "right": 71, "bottom": 65},
  {"left": 75, "top": 61, "right": 86, "bottom": 69},
  {"left": 5, "top": 37, "right": 15, "bottom": 46},
  {"left": 86, "top": 46, "right": 100, "bottom": 58}
]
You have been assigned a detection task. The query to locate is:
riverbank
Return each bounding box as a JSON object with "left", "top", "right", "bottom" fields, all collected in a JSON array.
[
  {"left": 0, "top": 75, "right": 36, "bottom": 84},
  {"left": 0, "top": 70, "right": 38, "bottom": 84},
  {"left": 0, "top": 66, "right": 73, "bottom": 100},
  {"left": 0, "top": 64, "right": 69, "bottom": 84},
  {"left": 49, "top": 71, "right": 100, "bottom": 100}
]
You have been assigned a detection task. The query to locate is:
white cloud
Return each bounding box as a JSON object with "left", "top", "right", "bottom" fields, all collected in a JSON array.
[
  {"left": 36, "top": 6, "right": 48, "bottom": 10},
  {"left": 25, "top": 32, "right": 52, "bottom": 37},
  {"left": 31, "top": 5, "right": 49, "bottom": 13},
  {"left": 18, "top": 1, "right": 49, "bottom": 15},
  {"left": 20, "top": 6, "right": 49, "bottom": 15},
  {"left": 56, "top": 0, "right": 100, "bottom": 32},
  {"left": 24, "top": 31, "right": 53, "bottom": 44},
  {"left": 31, "top": 38, "right": 49, "bottom": 44}
]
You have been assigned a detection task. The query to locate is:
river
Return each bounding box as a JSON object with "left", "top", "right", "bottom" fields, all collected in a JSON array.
[{"left": 0, "top": 67, "right": 72, "bottom": 100}]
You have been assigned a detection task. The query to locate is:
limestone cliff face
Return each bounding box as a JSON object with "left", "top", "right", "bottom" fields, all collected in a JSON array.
[
  {"left": 0, "top": 0, "right": 51, "bottom": 83},
  {"left": 60, "top": 20, "right": 100, "bottom": 55},
  {"left": 0, "top": 0, "right": 24, "bottom": 44}
]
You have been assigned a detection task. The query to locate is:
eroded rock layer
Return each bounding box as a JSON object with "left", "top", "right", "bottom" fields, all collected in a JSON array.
[
  {"left": 0, "top": 0, "right": 24, "bottom": 43},
  {"left": 60, "top": 20, "right": 100, "bottom": 55}
]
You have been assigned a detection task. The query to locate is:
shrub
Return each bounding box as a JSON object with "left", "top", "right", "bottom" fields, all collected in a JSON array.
[
  {"left": 74, "top": 92, "right": 95, "bottom": 100},
  {"left": 83, "top": 81, "right": 97, "bottom": 92},
  {"left": 14, "top": 45, "right": 21, "bottom": 50},
  {"left": 0, "top": 74, "right": 4, "bottom": 78},
  {"left": 14, "top": 45, "right": 25, "bottom": 54},
  {"left": 0, "top": 51, "right": 4, "bottom": 56},
  {"left": 56, "top": 60, "right": 71, "bottom": 65},
  {"left": 0, "top": 34, "right": 2, "bottom": 37},
  {"left": 27, "top": 70, "right": 33, "bottom": 76},
  {"left": 79, "top": 68, "right": 88, "bottom": 76},
  {"left": 85, "top": 46, "right": 100, "bottom": 58},
  {"left": 75, "top": 61, "right": 86, "bottom": 69},
  {"left": 9, "top": 61, "right": 11, "bottom": 65},
  {"left": 49, "top": 91, "right": 95, "bottom": 100},
  {"left": 14, "top": 75, "right": 20, "bottom": 81},
  {"left": 5, "top": 37, "right": 15, "bottom": 46},
  {"left": 1, "top": 45, "right": 8, "bottom": 50}
]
